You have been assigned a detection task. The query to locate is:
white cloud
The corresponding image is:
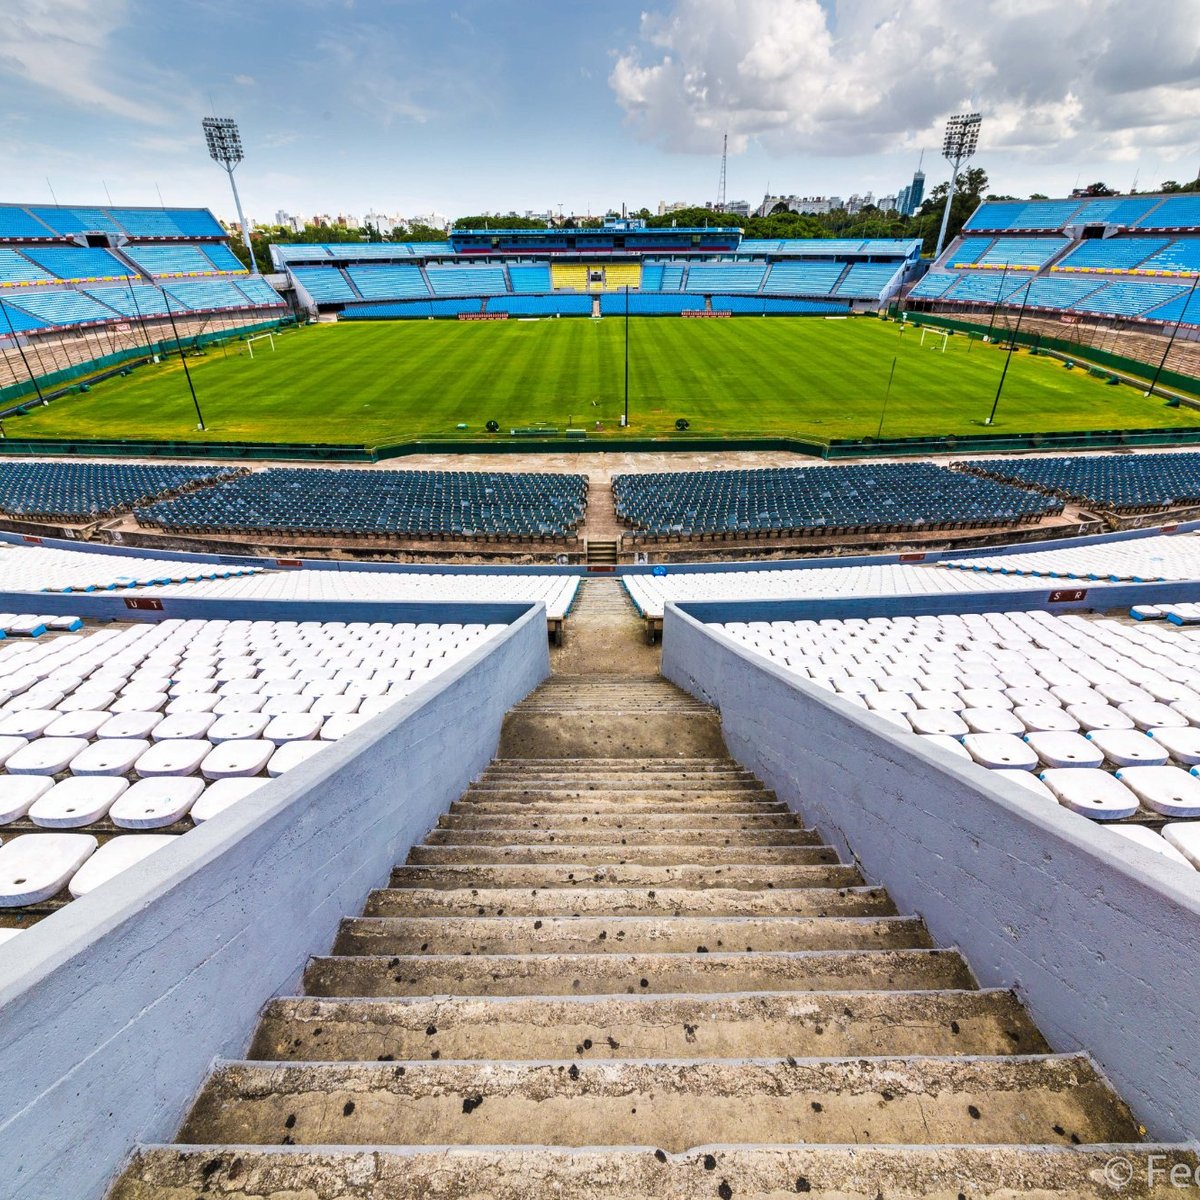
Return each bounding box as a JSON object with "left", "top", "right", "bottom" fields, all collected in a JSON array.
[
  {"left": 0, "top": 0, "right": 174, "bottom": 124},
  {"left": 609, "top": 0, "right": 1200, "bottom": 169}
]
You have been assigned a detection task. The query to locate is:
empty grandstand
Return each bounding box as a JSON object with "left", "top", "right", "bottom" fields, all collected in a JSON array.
[
  {"left": 135, "top": 468, "right": 588, "bottom": 541},
  {"left": 276, "top": 222, "right": 921, "bottom": 320},
  {"left": 612, "top": 463, "right": 1060, "bottom": 540}
]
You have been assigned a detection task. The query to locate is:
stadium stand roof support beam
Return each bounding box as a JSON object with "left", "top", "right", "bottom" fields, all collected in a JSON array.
[
  {"left": 203, "top": 116, "right": 259, "bottom": 275},
  {"left": 934, "top": 113, "right": 982, "bottom": 261}
]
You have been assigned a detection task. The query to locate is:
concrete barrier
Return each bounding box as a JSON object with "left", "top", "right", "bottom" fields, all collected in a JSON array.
[
  {"left": 663, "top": 601, "right": 1200, "bottom": 1142},
  {"left": 0, "top": 603, "right": 549, "bottom": 1200}
]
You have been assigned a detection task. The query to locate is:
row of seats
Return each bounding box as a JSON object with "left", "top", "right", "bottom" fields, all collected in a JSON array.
[
  {"left": 961, "top": 452, "right": 1200, "bottom": 512},
  {"left": 950, "top": 237, "right": 1067, "bottom": 270},
  {"left": 712, "top": 611, "right": 1200, "bottom": 848},
  {"left": 0, "top": 205, "right": 224, "bottom": 241},
  {"left": 965, "top": 195, "right": 1200, "bottom": 233},
  {"left": 0, "top": 616, "right": 507, "bottom": 912},
  {"left": 939, "top": 533, "right": 1200, "bottom": 582},
  {"left": 136, "top": 468, "right": 589, "bottom": 540},
  {"left": 612, "top": 464, "right": 1059, "bottom": 539},
  {"left": 0, "top": 461, "right": 242, "bottom": 521}
]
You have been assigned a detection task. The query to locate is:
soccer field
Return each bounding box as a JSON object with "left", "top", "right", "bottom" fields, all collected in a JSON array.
[{"left": 11, "top": 316, "right": 1200, "bottom": 446}]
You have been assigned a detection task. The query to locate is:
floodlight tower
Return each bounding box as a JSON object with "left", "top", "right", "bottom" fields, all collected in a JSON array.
[
  {"left": 933, "top": 112, "right": 981, "bottom": 261},
  {"left": 203, "top": 116, "right": 259, "bottom": 274}
]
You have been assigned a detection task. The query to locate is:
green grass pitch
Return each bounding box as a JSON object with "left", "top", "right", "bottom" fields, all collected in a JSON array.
[{"left": 11, "top": 316, "right": 1200, "bottom": 446}]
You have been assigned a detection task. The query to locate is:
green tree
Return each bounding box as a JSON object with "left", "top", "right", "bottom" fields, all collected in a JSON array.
[{"left": 452, "top": 215, "right": 549, "bottom": 229}]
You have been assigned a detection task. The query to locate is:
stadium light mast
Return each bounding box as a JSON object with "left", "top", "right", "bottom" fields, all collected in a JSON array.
[
  {"left": 933, "top": 112, "right": 981, "bottom": 261},
  {"left": 203, "top": 116, "right": 259, "bottom": 274}
]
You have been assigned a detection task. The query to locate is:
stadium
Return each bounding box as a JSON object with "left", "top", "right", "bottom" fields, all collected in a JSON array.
[{"left": 2, "top": 11, "right": 1200, "bottom": 1200}]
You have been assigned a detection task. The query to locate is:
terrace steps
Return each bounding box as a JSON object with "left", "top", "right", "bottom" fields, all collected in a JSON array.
[{"left": 109, "top": 675, "right": 1183, "bottom": 1200}]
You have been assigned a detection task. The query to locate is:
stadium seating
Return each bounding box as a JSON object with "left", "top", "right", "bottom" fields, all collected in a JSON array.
[
  {"left": 425, "top": 266, "right": 508, "bottom": 296},
  {"left": 948, "top": 238, "right": 994, "bottom": 266},
  {"left": 550, "top": 264, "right": 589, "bottom": 291},
  {"left": 22, "top": 247, "right": 133, "bottom": 282},
  {"left": 26, "top": 207, "right": 125, "bottom": 236},
  {"left": 1069, "top": 196, "right": 1164, "bottom": 228},
  {"left": 1016, "top": 276, "right": 1107, "bottom": 309},
  {"left": 508, "top": 264, "right": 551, "bottom": 293},
  {"left": 598, "top": 292, "right": 704, "bottom": 315},
  {"left": 763, "top": 261, "right": 844, "bottom": 295},
  {"left": 345, "top": 264, "right": 430, "bottom": 300},
  {"left": 944, "top": 274, "right": 1026, "bottom": 304},
  {"left": 136, "top": 468, "right": 588, "bottom": 540},
  {"left": 1147, "top": 289, "right": 1200, "bottom": 326},
  {"left": 685, "top": 263, "right": 766, "bottom": 292},
  {"left": 834, "top": 263, "right": 902, "bottom": 298},
  {"left": 0, "top": 249, "right": 56, "bottom": 287},
  {"left": 1137, "top": 195, "right": 1200, "bottom": 230},
  {"left": 973, "top": 238, "right": 1067, "bottom": 269},
  {"left": 0, "top": 207, "right": 56, "bottom": 239},
  {"left": 122, "top": 245, "right": 229, "bottom": 277},
  {"left": 233, "top": 277, "right": 286, "bottom": 307},
  {"left": 1074, "top": 280, "right": 1189, "bottom": 317},
  {"left": 0, "top": 461, "right": 242, "bottom": 521},
  {"left": 0, "top": 544, "right": 266, "bottom": 592},
  {"left": 612, "top": 463, "right": 1058, "bottom": 539},
  {"left": 938, "top": 533, "right": 1200, "bottom": 582},
  {"left": 710, "top": 609, "right": 1200, "bottom": 829},
  {"left": 293, "top": 268, "right": 358, "bottom": 303},
  {"left": 907, "top": 272, "right": 958, "bottom": 299},
  {"left": 0, "top": 616, "right": 511, "bottom": 908},
  {"left": 162, "top": 279, "right": 262, "bottom": 311},
  {"left": 5, "top": 290, "right": 120, "bottom": 327},
  {"left": 603, "top": 262, "right": 642, "bottom": 290},
  {"left": 965, "top": 200, "right": 1084, "bottom": 231},
  {"left": 1137, "top": 239, "right": 1200, "bottom": 274},
  {"left": 659, "top": 264, "right": 686, "bottom": 291},
  {"left": 1054, "top": 238, "right": 1167, "bottom": 272},
  {"left": 487, "top": 295, "right": 592, "bottom": 316},
  {"left": 710, "top": 295, "right": 849, "bottom": 315},
  {"left": 962, "top": 453, "right": 1200, "bottom": 512},
  {"left": 81, "top": 284, "right": 174, "bottom": 317},
  {"left": 202, "top": 244, "right": 248, "bottom": 272},
  {"left": 0, "top": 303, "right": 47, "bottom": 333}
]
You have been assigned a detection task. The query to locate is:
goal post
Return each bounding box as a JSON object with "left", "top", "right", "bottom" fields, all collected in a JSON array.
[
  {"left": 245, "top": 332, "right": 276, "bottom": 360},
  {"left": 919, "top": 327, "right": 949, "bottom": 353}
]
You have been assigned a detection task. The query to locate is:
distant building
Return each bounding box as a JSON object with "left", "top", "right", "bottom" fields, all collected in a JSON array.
[
  {"left": 877, "top": 195, "right": 898, "bottom": 213},
  {"left": 657, "top": 200, "right": 692, "bottom": 216},
  {"left": 757, "top": 194, "right": 844, "bottom": 216},
  {"left": 898, "top": 168, "right": 926, "bottom": 217}
]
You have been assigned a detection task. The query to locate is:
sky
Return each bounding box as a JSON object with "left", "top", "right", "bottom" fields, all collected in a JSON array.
[{"left": 0, "top": 0, "right": 1196, "bottom": 225}]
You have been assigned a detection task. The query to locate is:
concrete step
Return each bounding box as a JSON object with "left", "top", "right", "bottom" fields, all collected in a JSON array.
[
  {"left": 177, "top": 1054, "right": 1138, "bottom": 1150},
  {"left": 388, "top": 863, "right": 865, "bottom": 891},
  {"left": 112, "top": 1143, "right": 1200, "bottom": 1200},
  {"left": 498, "top": 712, "right": 729, "bottom": 760},
  {"left": 251, "top": 989, "right": 1050, "bottom": 1062},
  {"left": 424, "top": 826, "right": 823, "bottom": 846},
  {"left": 476, "top": 770, "right": 760, "bottom": 784},
  {"left": 462, "top": 782, "right": 771, "bottom": 797},
  {"left": 435, "top": 811, "right": 806, "bottom": 830},
  {"left": 489, "top": 758, "right": 746, "bottom": 771},
  {"left": 450, "top": 797, "right": 789, "bottom": 814},
  {"left": 364, "top": 885, "right": 896, "bottom": 919},
  {"left": 331, "top": 914, "right": 932, "bottom": 956},
  {"left": 303, "top": 948, "right": 974, "bottom": 997},
  {"left": 405, "top": 844, "right": 841, "bottom": 867}
]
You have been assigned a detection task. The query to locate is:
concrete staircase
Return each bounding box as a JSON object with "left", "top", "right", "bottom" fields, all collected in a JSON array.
[{"left": 110, "top": 677, "right": 1193, "bottom": 1199}]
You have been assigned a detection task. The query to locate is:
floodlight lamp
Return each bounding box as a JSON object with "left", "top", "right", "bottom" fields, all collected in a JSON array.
[{"left": 203, "top": 117, "right": 243, "bottom": 169}]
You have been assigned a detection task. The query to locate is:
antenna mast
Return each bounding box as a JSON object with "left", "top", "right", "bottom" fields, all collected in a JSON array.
[{"left": 716, "top": 132, "right": 728, "bottom": 211}]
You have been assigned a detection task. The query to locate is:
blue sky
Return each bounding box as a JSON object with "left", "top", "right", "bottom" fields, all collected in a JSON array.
[{"left": 0, "top": 0, "right": 1196, "bottom": 225}]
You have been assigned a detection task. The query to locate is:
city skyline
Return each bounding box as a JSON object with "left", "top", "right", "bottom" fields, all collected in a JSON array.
[{"left": 1, "top": 0, "right": 1196, "bottom": 226}]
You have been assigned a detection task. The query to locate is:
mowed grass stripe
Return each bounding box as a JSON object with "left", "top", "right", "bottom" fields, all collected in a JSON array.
[{"left": 13, "top": 316, "right": 1199, "bottom": 445}]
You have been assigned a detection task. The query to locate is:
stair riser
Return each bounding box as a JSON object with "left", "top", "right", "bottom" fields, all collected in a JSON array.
[
  {"left": 331, "top": 915, "right": 931, "bottom": 956},
  {"left": 303, "top": 949, "right": 975, "bottom": 998},
  {"left": 406, "top": 845, "right": 840, "bottom": 867},
  {"left": 436, "top": 812, "right": 805, "bottom": 830},
  {"left": 364, "top": 886, "right": 897, "bottom": 919},
  {"left": 252, "top": 990, "right": 1049, "bottom": 1062},
  {"left": 424, "top": 828, "right": 822, "bottom": 846},
  {"left": 389, "top": 865, "right": 865, "bottom": 890},
  {"left": 179, "top": 1057, "right": 1139, "bottom": 1150}
]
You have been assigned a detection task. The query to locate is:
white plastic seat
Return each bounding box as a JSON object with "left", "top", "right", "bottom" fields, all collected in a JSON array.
[
  {"left": 68, "top": 834, "right": 179, "bottom": 897},
  {"left": 1013, "top": 705, "right": 1079, "bottom": 733},
  {"left": 1086, "top": 729, "right": 1170, "bottom": 767},
  {"left": 168, "top": 679, "right": 218, "bottom": 696},
  {"left": 110, "top": 691, "right": 168, "bottom": 714},
  {"left": 959, "top": 689, "right": 1013, "bottom": 710},
  {"left": 201, "top": 739, "right": 274, "bottom": 780},
  {"left": 1169, "top": 697, "right": 1200, "bottom": 725},
  {"left": 1117, "top": 766, "right": 1200, "bottom": 817},
  {"left": 5, "top": 737, "right": 90, "bottom": 775},
  {"left": 6, "top": 688, "right": 65, "bottom": 712},
  {"left": 357, "top": 697, "right": 398, "bottom": 718},
  {"left": 1050, "top": 685, "right": 1104, "bottom": 707},
  {"left": 96, "top": 711, "right": 164, "bottom": 740},
  {"left": 0, "top": 710, "right": 61, "bottom": 738},
  {"left": 864, "top": 692, "right": 917, "bottom": 714},
  {"left": 212, "top": 694, "right": 267, "bottom": 716},
  {"left": 260, "top": 694, "right": 314, "bottom": 716},
  {"left": 0, "top": 777, "right": 55, "bottom": 824},
  {"left": 69, "top": 738, "right": 150, "bottom": 777},
  {"left": 263, "top": 714, "right": 322, "bottom": 744},
  {"left": 917, "top": 733, "right": 971, "bottom": 760},
  {"left": 907, "top": 709, "right": 969, "bottom": 737},
  {"left": 962, "top": 733, "right": 1038, "bottom": 770},
  {"left": 1005, "top": 687, "right": 1057, "bottom": 708},
  {"left": 1118, "top": 700, "right": 1188, "bottom": 731},
  {"left": 1146, "top": 726, "right": 1200, "bottom": 766},
  {"left": 992, "top": 769, "right": 1056, "bottom": 800},
  {"left": 0, "top": 834, "right": 97, "bottom": 905},
  {"left": 874, "top": 710, "right": 913, "bottom": 732},
  {"left": 318, "top": 713, "right": 372, "bottom": 741},
  {"left": 42, "top": 711, "right": 109, "bottom": 740},
  {"left": 110, "top": 778, "right": 205, "bottom": 829},
  {"left": 29, "top": 777, "right": 129, "bottom": 828},
  {"left": 1065, "top": 704, "right": 1135, "bottom": 732},
  {"left": 151, "top": 712, "right": 217, "bottom": 741},
  {"left": 217, "top": 678, "right": 265, "bottom": 697},
  {"left": 207, "top": 713, "right": 271, "bottom": 743},
  {"left": 56, "top": 690, "right": 117, "bottom": 713},
  {"left": 1023, "top": 731, "right": 1104, "bottom": 769},
  {"left": 267, "top": 741, "right": 325, "bottom": 777},
  {"left": 0, "top": 735, "right": 28, "bottom": 768},
  {"left": 962, "top": 708, "right": 1025, "bottom": 735},
  {"left": 1162, "top": 822, "right": 1200, "bottom": 869},
  {"left": 164, "top": 694, "right": 221, "bottom": 715},
  {"left": 134, "top": 739, "right": 213, "bottom": 778},
  {"left": 912, "top": 690, "right": 965, "bottom": 712},
  {"left": 190, "top": 778, "right": 269, "bottom": 823},
  {"left": 1104, "top": 824, "right": 1193, "bottom": 868},
  {"left": 1095, "top": 680, "right": 1149, "bottom": 706},
  {"left": 1040, "top": 768, "right": 1140, "bottom": 819},
  {"left": 310, "top": 695, "right": 362, "bottom": 717}
]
